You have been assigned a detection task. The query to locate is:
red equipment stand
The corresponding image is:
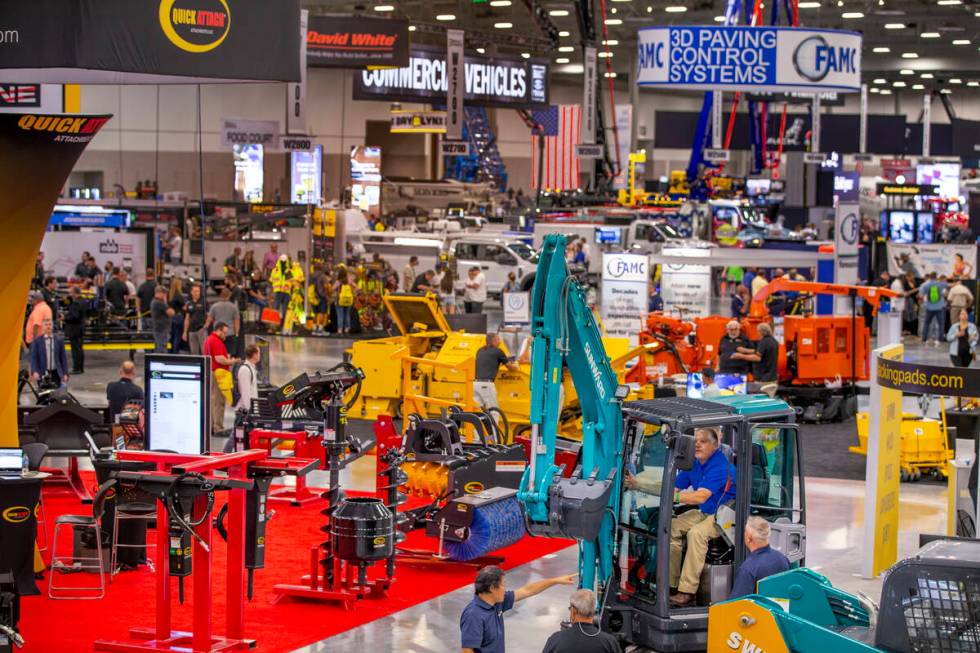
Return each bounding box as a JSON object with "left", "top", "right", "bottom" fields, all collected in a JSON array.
[
  {"left": 247, "top": 428, "right": 324, "bottom": 507},
  {"left": 93, "top": 449, "right": 316, "bottom": 653}
]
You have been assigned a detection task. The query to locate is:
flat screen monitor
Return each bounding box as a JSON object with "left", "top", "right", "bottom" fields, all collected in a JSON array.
[
  {"left": 350, "top": 146, "right": 382, "bottom": 217},
  {"left": 290, "top": 145, "right": 322, "bottom": 205},
  {"left": 145, "top": 355, "right": 209, "bottom": 454},
  {"left": 686, "top": 373, "right": 747, "bottom": 399},
  {"left": 746, "top": 179, "right": 771, "bottom": 197},
  {"left": 595, "top": 227, "right": 621, "bottom": 244},
  {"left": 0, "top": 449, "right": 22, "bottom": 473},
  {"left": 888, "top": 211, "right": 915, "bottom": 244},
  {"left": 233, "top": 144, "right": 264, "bottom": 202},
  {"left": 916, "top": 212, "right": 934, "bottom": 243}
]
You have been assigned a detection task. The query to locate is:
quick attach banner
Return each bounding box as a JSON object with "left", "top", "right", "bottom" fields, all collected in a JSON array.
[
  {"left": 306, "top": 16, "right": 409, "bottom": 68},
  {"left": 0, "top": 0, "right": 300, "bottom": 83},
  {"left": 637, "top": 26, "right": 861, "bottom": 93},
  {"left": 354, "top": 46, "right": 549, "bottom": 108},
  {"left": 0, "top": 113, "right": 109, "bottom": 446},
  {"left": 876, "top": 356, "right": 980, "bottom": 398}
]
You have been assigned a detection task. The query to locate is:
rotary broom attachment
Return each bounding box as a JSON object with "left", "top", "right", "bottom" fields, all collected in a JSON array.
[{"left": 398, "top": 411, "right": 528, "bottom": 562}]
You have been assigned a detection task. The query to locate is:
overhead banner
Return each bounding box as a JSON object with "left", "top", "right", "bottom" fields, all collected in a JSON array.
[
  {"left": 876, "top": 355, "right": 980, "bottom": 398},
  {"left": 0, "top": 113, "right": 109, "bottom": 446},
  {"left": 636, "top": 26, "right": 862, "bottom": 93},
  {"left": 601, "top": 252, "right": 650, "bottom": 346},
  {"left": 354, "top": 46, "right": 549, "bottom": 108},
  {"left": 446, "top": 30, "right": 465, "bottom": 141},
  {"left": 863, "top": 343, "right": 903, "bottom": 579},
  {"left": 390, "top": 110, "right": 446, "bottom": 134},
  {"left": 885, "top": 243, "right": 977, "bottom": 278},
  {"left": 287, "top": 10, "right": 308, "bottom": 135},
  {"left": 582, "top": 47, "right": 598, "bottom": 145},
  {"left": 0, "top": 1, "right": 301, "bottom": 83},
  {"left": 220, "top": 118, "right": 280, "bottom": 148},
  {"left": 306, "top": 16, "right": 409, "bottom": 68}
]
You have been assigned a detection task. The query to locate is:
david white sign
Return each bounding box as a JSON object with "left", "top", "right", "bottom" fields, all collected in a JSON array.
[
  {"left": 636, "top": 26, "right": 861, "bottom": 93},
  {"left": 601, "top": 253, "right": 649, "bottom": 345},
  {"left": 221, "top": 118, "right": 280, "bottom": 148}
]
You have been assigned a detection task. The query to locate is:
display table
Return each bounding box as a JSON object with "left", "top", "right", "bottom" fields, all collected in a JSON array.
[{"left": 0, "top": 472, "right": 48, "bottom": 596}]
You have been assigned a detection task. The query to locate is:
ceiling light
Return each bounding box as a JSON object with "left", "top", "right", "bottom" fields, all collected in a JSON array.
[
  {"left": 558, "top": 45, "right": 575, "bottom": 52},
  {"left": 611, "top": 0, "right": 632, "bottom": 2},
  {"left": 953, "top": 39, "right": 970, "bottom": 45},
  {"left": 900, "top": 69, "right": 914, "bottom": 75},
  {"left": 837, "top": 0, "right": 843, "bottom": 5},
  {"left": 665, "top": 5, "right": 688, "bottom": 12},
  {"left": 556, "top": 57, "right": 569, "bottom": 64},
  {"left": 436, "top": 14, "right": 455, "bottom": 21},
  {"left": 489, "top": 0, "right": 512, "bottom": 5},
  {"left": 610, "top": 7, "right": 617, "bottom": 12},
  {"left": 873, "top": 78, "right": 887, "bottom": 84},
  {"left": 521, "top": 52, "right": 531, "bottom": 59},
  {"left": 950, "top": 78, "right": 963, "bottom": 84},
  {"left": 605, "top": 18, "right": 623, "bottom": 24},
  {"left": 476, "top": 47, "right": 485, "bottom": 53},
  {"left": 940, "top": 88, "right": 952, "bottom": 94},
  {"left": 880, "top": 89, "right": 893, "bottom": 95},
  {"left": 893, "top": 80, "right": 907, "bottom": 87},
  {"left": 647, "top": 5, "right": 654, "bottom": 11},
  {"left": 913, "top": 84, "right": 925, "bottom": 90},
  {"left": 902, "top": 52, "right": 919, "bottom": 58},
  {"left": 494, "top": 22, "right": 512, "bottom": 28},
  {"left": 373, "top": 4, "right": 394, "bottom": 11},
  {"left": 872, "top": 46, "right": 890, "bottom": 53},
  {"left": 408, "top": 25, "right": 416, "bottom": 31},
  {"left": 968, "top": 81, "right": 980, "bottom": 87},
  {"left": 920, "top": 32, "right": 940, "bottom": 38},
  {"left": 920, "top": 72, "right": 933, "bottom": 78},
  {"left": 714, "top": 15, "right": 726, "bottom": 21},
  {"left": 798, "top": 1, "right": 821, "bottom": 7},
  {"left": 559, "top": 30, "right": 570, "bottom": 36},
  {"left": 598, "top": 51, "right": 613, "bottom": 57},
  {"left": 549, "top": 9, "right": 569, "bottom": 16},
  {"left": 562, "top": 64, "right": 584, "bottom": 74},
  {"left": 937, "top": 0, "right": 962, "bottom": 4},
  {"left": 602, "top": 39, "right": 619, "bottom": 45},
  {"left": 604, "top": 72, "right": 618, "bottom": 78},
  {"left": 870, "top": 87, "right": 880, "bottom": 93},
  {"left": 841, "top": 11, "right": 864, "bottom": 18},
  {"left": 884, "top": 23, "right": 905, "bottom": 29}
]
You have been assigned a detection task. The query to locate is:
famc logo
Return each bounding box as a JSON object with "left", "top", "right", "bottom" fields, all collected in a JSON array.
[{"left": 159, "top": 0, "right": 231, "bottom": 54}]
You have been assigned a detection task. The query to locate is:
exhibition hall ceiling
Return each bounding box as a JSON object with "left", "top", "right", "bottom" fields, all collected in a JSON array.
[{"left": 303, "top": 0, "right": 979, "bottom": 89}]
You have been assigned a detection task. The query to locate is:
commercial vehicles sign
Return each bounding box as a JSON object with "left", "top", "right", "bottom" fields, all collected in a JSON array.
[
  {"left": 354, "top": 46, "right": 549, "bottom": 108},
  {"left": 636, "top": 26, "right": 861, "bottom": 93}
]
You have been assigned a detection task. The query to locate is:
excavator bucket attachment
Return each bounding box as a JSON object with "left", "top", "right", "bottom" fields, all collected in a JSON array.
[{"left": 526, "top": 467, "right": 616, "bottom": 541}]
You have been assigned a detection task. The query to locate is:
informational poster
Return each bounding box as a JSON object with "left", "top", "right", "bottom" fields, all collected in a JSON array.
[
  {"left": 863, "top": 344, "right": 903, "bottom": 578},
  {"left": 233, "top": 143, "right": 264, "bottom": 202},
  {"left": 601, "top": 253, "right": 649, "bottom": 345},
  {"left": 145, "top": 356, "right": 208, "bottom": 455},
  {"left": 503, "top": 292, "right": 530, "bottom": 325},
  {"left": 41, "top": 230, "right": 147, "bottom": 283},
  {"left": 350, "top": 145, "right": 382, "bottom": 217},
  {"left": 885, "top": 243, "right": 977, "bottom": 278},
  {"left": 290, "top": 145, "right": 322, "bottom": 205},
  {"left": 636, "top": 26, "right": 862, "bottom": 93},
  {"left": 660, "top": 248, "right": 711, "bottom": 318}
]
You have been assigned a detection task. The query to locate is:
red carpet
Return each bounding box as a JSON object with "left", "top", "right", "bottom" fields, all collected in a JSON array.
[{"left": 21, "top": 474, "right": 573, "bottom": 652}]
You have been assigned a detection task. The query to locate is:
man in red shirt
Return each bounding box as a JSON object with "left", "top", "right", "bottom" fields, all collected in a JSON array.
[{"left": 203, "top": 322, "right": 240, "bottom": 436}]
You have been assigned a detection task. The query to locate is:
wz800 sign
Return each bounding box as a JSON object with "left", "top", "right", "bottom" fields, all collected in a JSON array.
[{"left": 636, "top": 26, "right": 861, "bottom": 94}]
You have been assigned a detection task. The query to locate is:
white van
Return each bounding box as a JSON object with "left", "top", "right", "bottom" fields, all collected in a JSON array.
[{"left": 447, "top": 235, "right": 538, "bottom": 298}]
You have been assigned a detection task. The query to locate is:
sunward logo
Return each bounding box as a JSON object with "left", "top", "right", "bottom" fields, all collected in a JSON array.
[
  {"left": 605, "top": 257, "right": 646, "bottom": 279},
  {"left": 159, "top": 0, "right": 231, "bottom": 54},
  {"left": 793, "top": 35, "right": 857, "bottom": 82}
]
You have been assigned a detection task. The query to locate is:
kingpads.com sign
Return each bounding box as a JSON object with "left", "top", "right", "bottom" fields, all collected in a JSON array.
[{"left": 637, "top": 26, "right": 861, "bottom": 93}]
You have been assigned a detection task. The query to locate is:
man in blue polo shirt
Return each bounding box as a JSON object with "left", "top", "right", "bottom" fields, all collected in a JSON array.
[
  {"left": 668, "top": 426, "right": 736, "bottom": 607},
  {"left": 460, "top": 565, "right": 576, "bottom": 653},
  {"left": 729, "top": 516, "right": 790, "bottom": 598}
]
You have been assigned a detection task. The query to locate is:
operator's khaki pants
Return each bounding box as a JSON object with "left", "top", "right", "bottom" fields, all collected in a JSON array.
[
  {"left": 473, "top": 381, "right": 499, "bottom": 411},
  {"left": 669, "top": 509, "right": 721, "bottom": 595}
]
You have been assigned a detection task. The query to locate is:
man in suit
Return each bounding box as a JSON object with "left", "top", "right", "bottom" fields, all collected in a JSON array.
[
  {"left": 63, "top": 286, "right": 87, "bottom": 374},
  {"left": 29, "top": 318, "right": 69, "bottom": 388}
]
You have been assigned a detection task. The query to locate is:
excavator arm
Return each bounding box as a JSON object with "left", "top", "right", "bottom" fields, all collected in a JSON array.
[
  {"left": 518, "top": 233, "right": 628, "bottom": 590},
  {"left": 750, "top": 278, "right": 900, "bottom": 318}
]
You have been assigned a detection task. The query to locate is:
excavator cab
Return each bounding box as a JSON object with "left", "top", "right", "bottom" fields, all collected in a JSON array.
[{"left": 601, "top": 396, "right": 806, "bottom": 652}]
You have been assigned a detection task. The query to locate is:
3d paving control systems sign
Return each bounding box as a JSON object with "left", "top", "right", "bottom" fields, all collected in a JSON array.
[{"left": 637, "top": 26, "right": 861, "bottom": 93}]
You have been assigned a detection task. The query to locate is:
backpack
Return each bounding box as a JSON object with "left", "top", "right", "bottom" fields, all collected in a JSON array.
[
  {"left": 929, "top": 283, "right": 941, "bottom": 304},
  {"left": 338, "top": 283, "right": 354, "bottom": 307},
  {"left": 231, "top": 362, "right": 253, "bottom": 407}
]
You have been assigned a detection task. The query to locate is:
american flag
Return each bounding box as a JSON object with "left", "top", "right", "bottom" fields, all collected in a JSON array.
[{"left": 531, "top": 104, "right": 581, "bottom": 191}]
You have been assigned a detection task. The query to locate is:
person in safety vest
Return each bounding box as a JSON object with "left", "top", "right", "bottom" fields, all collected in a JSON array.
[{"left": 269, "top": 254, "right": 292, "bottom": 327}]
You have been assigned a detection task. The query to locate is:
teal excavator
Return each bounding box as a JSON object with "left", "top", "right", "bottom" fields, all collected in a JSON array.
[{"left": 520, "top": 234, "right": 980, "bottom": 652}]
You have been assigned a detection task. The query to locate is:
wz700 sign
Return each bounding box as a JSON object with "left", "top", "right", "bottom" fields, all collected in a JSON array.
[{"left": 637, "top": 26, "right": 861, "bottom": 94}]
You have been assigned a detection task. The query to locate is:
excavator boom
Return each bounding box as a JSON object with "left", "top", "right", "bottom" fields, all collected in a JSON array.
[{"left": 751, "top": 278, "right": 900, "bottom": 317}]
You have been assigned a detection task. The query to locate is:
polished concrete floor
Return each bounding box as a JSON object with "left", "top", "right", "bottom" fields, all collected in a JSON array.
[{"left": 48, "top": 309, "right": 962, "bottom": 653}]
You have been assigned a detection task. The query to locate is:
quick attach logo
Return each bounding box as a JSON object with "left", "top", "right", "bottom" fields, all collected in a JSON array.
[
  {"left": 17, "top": 115, "right": 110, "bottom": 144},
  {"left": 160, "top": 0, "right": 231, "bottom": 54},
  {"left": 463, "top": 481, "right": 485, "bottom": 494},
  {"left": 3, "top": 506, "right": 31, "bottom": 524}
]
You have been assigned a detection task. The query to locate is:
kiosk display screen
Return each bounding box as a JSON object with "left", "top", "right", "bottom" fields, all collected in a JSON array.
[{"left": 145, "top": 355, "right": 209, "bottom": 454}]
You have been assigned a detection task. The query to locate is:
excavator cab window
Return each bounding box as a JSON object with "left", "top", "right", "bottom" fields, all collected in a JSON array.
[
  {"left": 621, "top": 422, "right": 670, "bottom": 599},
  {"left": 749, "top": 424, "right": 806, "bottom": 564}
]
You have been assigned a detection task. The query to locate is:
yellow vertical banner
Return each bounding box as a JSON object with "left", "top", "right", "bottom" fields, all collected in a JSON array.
[
  {"left": 862, "top": 343, "right": 904, "bottom": 578},
  {"left": 0, "top": 113, "right": 110, "bottom": 445}
]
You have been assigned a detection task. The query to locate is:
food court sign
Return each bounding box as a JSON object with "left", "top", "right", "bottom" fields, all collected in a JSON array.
[{"left": 636, "top": 26, "right": 861, "bottom": 93}]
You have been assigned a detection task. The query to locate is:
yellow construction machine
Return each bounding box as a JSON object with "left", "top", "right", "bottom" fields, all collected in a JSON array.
[{"left": 851, "top": 397, "right": 954, "bottom": 481}]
